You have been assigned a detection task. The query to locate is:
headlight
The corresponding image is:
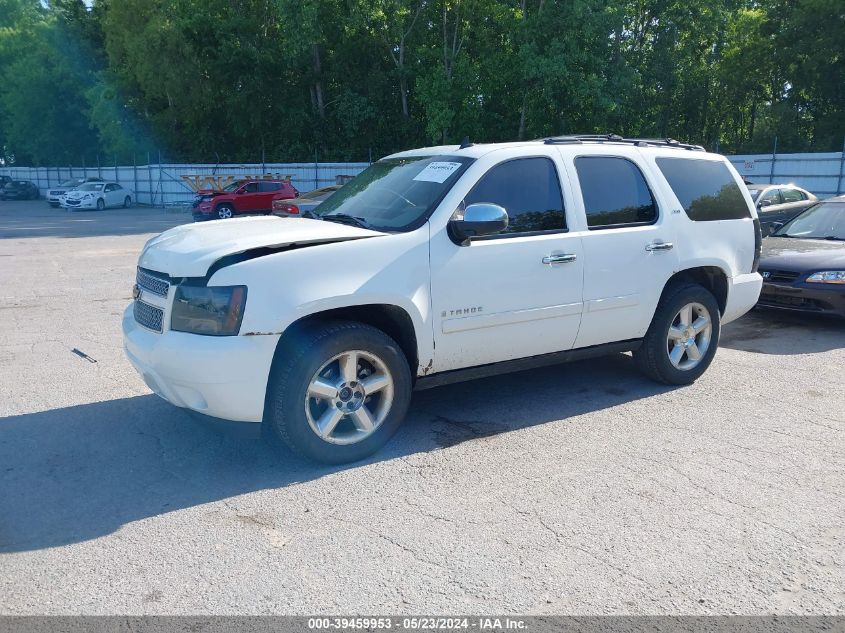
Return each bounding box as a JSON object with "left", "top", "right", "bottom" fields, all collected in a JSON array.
[
  {"left": 806, "top": 271, "right": 845, "bottom": 284},
  {"left": 171, "top": 285, "right": 247, "bottom": 335},
  {"left": 83, "top": 193, "right": 94, "bottom": 199}
]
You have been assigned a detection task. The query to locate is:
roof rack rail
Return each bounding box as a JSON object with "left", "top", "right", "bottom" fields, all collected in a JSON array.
[{"left": 542, "top": 134, "right": 705, "bottom": 151}]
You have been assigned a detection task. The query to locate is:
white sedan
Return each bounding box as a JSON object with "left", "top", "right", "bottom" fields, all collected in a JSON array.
[{"left": 62, "top": 182, "right": 134, "bottom": 210}]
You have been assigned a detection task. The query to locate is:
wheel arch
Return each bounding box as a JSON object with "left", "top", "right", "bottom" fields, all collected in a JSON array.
[
  {"left": 662, "top": 266, "right": 729, "bottom": 315},
  {"left": 271, "top": 303, "right": 420, "bottom": 381}
]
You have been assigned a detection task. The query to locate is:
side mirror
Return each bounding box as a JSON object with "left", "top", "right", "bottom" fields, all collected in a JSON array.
[
  {"left": 758, "top": 199, "right": 772, "bottom": 208},
  {"left": 448, "top": 203, "right": 509, "bottom": 245},
  {"left": 769, "top": 222, "right": 784, "bottom": 235},
  {"left": 236, "top": 189, "right": 245, "bottom": 194}
]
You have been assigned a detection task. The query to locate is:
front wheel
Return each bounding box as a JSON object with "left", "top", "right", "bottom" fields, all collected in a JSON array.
[
  {"left": 216, "top": 205, "right": 234, "bottom": 219},
  {"left": 633, "top": 282, "right": 721, "bottom": 385},
  {"left": 96, "top": 198, "right": 105, "bottom": 210},
  {"left": 264, "top": 320, "right": 412, "bottom": 464}
]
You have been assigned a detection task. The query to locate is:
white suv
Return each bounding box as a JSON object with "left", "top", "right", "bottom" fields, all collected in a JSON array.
[{"left": 124, "top": 135, "right": 763, "bottom": 463}]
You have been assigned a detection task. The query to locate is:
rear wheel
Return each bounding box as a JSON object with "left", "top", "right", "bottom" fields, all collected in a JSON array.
[
  {"left": 633, "top": 282, "right": 720, "bottom": 385},
  {"left": 123, "top": 196, "right": 132, "bottom": 208},
  {"left": 264, "top": 320, "right": 412, "bottom": 464},
  {"left": 216, "top": 204, "right": 234, "bottom": 219}
]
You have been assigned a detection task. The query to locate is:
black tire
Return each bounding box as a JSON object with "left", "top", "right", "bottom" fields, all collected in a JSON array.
[
  {"left": 633, "top": 282, "right": 721, "bottom": 385},
  {"left": 123, "top": 196, "right": 132, "bottom": 208},
  {"left": 264, "top": 320, "right": 412, "bottom": 464},
  {"left": 216, "top": 204, "right": 234, "bottom": 219},
  {"left": 96, "top": 198, "right": 105, "bottom": 211}
]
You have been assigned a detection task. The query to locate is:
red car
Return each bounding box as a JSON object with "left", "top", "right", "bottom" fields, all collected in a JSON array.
[{"left": 192, "top": 179, "right": 298, "bottom": 220}]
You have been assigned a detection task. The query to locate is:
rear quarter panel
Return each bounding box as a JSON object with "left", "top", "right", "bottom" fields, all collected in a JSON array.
[{"left": 637, "top": 150, "right": 758, "bottom": 279}]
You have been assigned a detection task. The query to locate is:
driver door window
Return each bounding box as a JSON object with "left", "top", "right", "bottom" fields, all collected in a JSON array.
[{"left": 463, "top": 158, "right": 566, "bottom": 236}]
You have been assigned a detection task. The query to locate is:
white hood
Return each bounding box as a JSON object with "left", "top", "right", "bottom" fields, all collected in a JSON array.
[{"left": 139, "top": 216, "right": 385, "bottom": 277}]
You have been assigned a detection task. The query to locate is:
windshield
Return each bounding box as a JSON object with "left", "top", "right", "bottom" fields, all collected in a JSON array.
[
  {"left": 747, "top": 187, "right": 763, "bottom": 201},
  {"left": 60, "top": 179, "right": 81, "bottom": 187},
  {"left": 222, "top": 180, "right": 245, "bottom": 192},
  {"left": 314, "top": 155, "right": 474, "bottom": 231},
  {"left": 77, "top": 183, "right": 104, "bottom": 191},
  {"left": 774, "top": 201, "right": 845, "bottom": 240}
]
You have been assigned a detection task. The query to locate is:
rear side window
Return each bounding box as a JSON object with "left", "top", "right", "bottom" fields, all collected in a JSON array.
[
  {"left": 575, "top": 157, "right": 657, "bottom": 229},
  {"left": 464, "top": 157, "right": 566, "bottom": 235},
  {"left": 656, "top": 158, "right": 750, "bottom": 221},
  {"left": 259, "top": 181, "right": 282, "bottom": 192},
  {"left": 760, "top": 189, "right": 781, "bottom": 205},
  {"left": 781, "top": 188, "right": 805, "bottom": 203}
]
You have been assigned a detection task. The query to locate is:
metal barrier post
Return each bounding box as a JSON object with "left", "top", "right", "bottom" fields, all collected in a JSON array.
[
  {"left": 838, "top": 136, "right": 845, "bottom": 196},
  {"left": 769, "top": 136, "right": 777, "bottom": 184}
]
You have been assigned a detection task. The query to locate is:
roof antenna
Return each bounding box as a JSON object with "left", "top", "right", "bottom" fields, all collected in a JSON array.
[{"left": 459, "top": 136, "right": 474, "bottom": 149}]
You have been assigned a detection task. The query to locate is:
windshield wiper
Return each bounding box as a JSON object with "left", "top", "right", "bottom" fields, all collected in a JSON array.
[
  {"left": 321, "top": 213, "right": 374, "bottom": 230},
  {"left": 823, "top": 236, "right": 844, "bottom": 241}
]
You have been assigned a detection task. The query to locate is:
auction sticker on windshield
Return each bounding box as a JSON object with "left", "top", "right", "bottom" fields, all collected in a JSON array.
[{"left": 413, "top": 161, "right": 463, "bottom": 183}]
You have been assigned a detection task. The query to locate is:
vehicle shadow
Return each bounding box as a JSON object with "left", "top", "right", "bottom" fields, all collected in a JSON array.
[
  {"left": 0, "top": 203, "right": 189, "bottom": 239},
  {"left": 0, "top": 353, "right": 676, "bottom": 553},
  {"left": 720, "top": 309, "right": 845, "bottom": 355}
]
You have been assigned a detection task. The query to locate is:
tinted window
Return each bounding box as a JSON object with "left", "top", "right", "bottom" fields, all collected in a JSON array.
[
  {"left": 464, "top": 157, "right": 565, "bottom": 234},
  {"left": 781, "top": 188, "right": 805, "bottom": 203},
  {"left": 575, "top": 157, "right": 657, "bottom": 228},
  {"left": 656, "top": 158, "right": 750, "bottom": 221},
  {"left": 259, "top": 181, "right": 282, "bottom": 192}
]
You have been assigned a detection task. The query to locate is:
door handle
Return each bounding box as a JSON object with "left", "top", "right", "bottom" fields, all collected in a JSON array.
[
  {"left": 645, "top": 241, "right": 674, "bottom": 252},
  {"left": 542, "top": 253, "right": 577, "bottom": 265}
]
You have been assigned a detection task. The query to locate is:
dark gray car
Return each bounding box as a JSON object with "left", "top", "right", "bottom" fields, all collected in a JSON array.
[{"left": 747, "top": 183, "right": 817, "bottom": 234}]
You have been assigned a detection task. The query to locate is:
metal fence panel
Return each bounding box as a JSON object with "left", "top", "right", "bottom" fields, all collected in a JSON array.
[
  {"left": 727, "top": 151, "right": 845, "bottom": 197},
  {"left": 2, "top": 153, "right": 843, "bottom": 205},
  {"left": 0, "top": 162, "right": 370, "bottom": 207}
]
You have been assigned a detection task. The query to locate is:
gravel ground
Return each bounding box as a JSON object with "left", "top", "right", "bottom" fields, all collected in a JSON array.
[{"left": 0, "top": 201, "right": 843, "bottom": 615}]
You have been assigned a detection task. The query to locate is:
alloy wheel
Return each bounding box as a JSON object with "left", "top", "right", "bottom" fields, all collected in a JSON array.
[
  {"left": 666, "top": 302, "right": 712, "bottom": 370},
  {"left": 304, "top": 350, "right": 394, "bottom": 445}
]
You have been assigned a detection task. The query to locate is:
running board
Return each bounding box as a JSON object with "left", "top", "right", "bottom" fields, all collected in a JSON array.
[{"left": 414, "top": 339, "right": 642, "bottom": 391}]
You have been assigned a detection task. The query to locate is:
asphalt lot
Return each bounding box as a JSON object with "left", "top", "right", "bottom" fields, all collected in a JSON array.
[{"left": 0, "top": 201, "right": 843, "bottom": 615}]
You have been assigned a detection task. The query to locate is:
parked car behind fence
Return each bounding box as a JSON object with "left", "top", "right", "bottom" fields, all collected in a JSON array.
[
  {"left": 1, "top": 180, "right": 39, "bottom": 200},
  {"left": 62, "top": 181, "right": 134, "bottom": 210},
  {"left": 47, "top": 177, "right": 104, "bottom": 207}
]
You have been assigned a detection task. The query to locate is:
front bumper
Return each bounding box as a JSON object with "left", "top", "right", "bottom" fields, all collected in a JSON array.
[
  {"left": 757, "top": 280, "right": 845, "bottom": 317},
  {"left": 63, "top": 199, "right": 97, "bottom": 209},
  {"left": 122, "top": 305, "right": 280, "bottom": 422}
]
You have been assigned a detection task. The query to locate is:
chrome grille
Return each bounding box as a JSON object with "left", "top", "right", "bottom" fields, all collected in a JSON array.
[
  {"left": 134, "top": 300, "right": 164, "bottom": 332},
  {"left": 136, "top": 268, "right": 170, "bottom": 297}
]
